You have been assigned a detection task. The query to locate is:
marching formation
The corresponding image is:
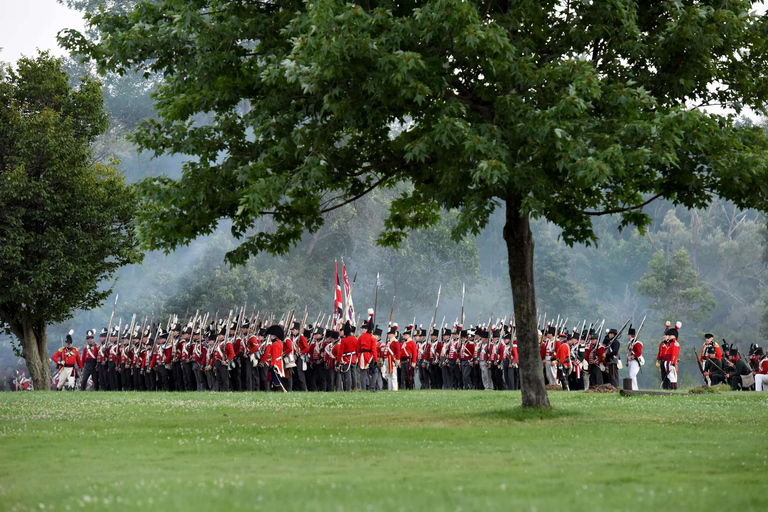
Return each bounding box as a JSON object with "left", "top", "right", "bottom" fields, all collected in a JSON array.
[{"left": 49, "top": 305, "right": 768, "bottom": 393}]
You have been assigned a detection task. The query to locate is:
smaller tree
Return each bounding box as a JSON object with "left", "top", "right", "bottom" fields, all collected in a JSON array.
[
  {"left": 0, "top": 53, "right": 142, "bottom": 390},
  {"left": 636, "top": 248, "right": 716, "bottom": 326}
]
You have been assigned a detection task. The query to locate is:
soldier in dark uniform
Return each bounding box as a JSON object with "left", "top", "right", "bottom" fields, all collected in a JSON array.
[
  {"left": 155, "top": 329, "right": 172, "bottom": 391},
  {"left": 703, "top": 345, "right": 727, "bottom": 385},
  {"left": 602, "top": 328, "right": 620, "bottom": 387},
  {"left": 721, "top": 348, "right": 753, "bottom": 390}
]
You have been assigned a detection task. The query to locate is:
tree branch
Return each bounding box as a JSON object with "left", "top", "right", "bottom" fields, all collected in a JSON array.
[
  {"left": 583, "top": 193, "right": 663, "bottom": 216},
  {"left": 320, "top": 174, "right": 394, "bottom": 214}
]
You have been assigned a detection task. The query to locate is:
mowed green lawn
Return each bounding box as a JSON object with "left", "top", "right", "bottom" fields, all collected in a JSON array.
[{"left": 0, "top": 390, "right": 766, "bottom": 512}]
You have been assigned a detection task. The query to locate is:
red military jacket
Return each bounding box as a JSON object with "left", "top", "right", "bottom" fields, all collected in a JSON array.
[
  {"left": 234, "top": 336, "right": 246, "bottom": 356},
  {"left": 757, "top": 357, "right": 768, "bottom": 375},
  {"left": 214, "top": 339, "right": 235, "bottom": 363},
  {"left": 667, "top": 339, "right": 680, "bottom": 364},
  {"left": 339, "top": 335, "right": 358, "bottom": 365},
  {"left": 270, "top": 338, "right": 285, "bottom": 377},
  {"left": 657, "top": 340, "right": 669, "bottom": 362},
  {"left": 699, "top": 342, "right": 722, "bottom": 361},
  {"left": 323, "top": 340, "right": 335, "bottom": 366},
  {"left": 247, "top": 335, "right": 260, "bottom": 356},
  {"left": 295, "top": 334, "right": 309, "bottom": 355},
  {"left": 357, "top": 332, "right": 378, "bottom": 368},
  {"left": 400, "top": 339, "right": 416, "bottom": 363},
  {"left": 460, "top": 340, "right": 475, "bottom": 362},
  {"left": 119, "top": 344, "right": 131, "bottom": 365},
  {"left": 107, "top": 342, "right": 119, "bottom": 363},
  {"left": 80, "top": 343, "right": 100, "bottom": 366},
  {"left": 629, "top": 340, "right": 643, "bottom": 360},
  {"left": 556, "top": 342, "right": 571, "bottom": 366},
  {"left": 53, "top": 347, "right": 79, "bottom": 367},
  {"left": 310, "top": 338, "right": 323, "bottom": 361}
]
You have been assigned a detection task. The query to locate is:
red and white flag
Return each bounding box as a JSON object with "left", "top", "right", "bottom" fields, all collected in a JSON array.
[
  {"left": 342, "top": 259, "right": 355, "bottom": 326},
  {"left": 334, "top": 260, "right": 343, "bottom": 329}
]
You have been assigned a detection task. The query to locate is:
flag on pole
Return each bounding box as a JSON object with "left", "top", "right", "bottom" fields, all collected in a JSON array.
[
  {"left": 334, "top": 260, "right": 343, "bottom": 329},
  {"left": 342, "top": 259, "right": 355, "bottom": 326}
]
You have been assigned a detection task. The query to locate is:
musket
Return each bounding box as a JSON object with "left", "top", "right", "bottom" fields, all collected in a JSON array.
[
  {"left": 388, "top": 295, "right": 396, "bottom": 328},
  {"left": 124, "top": 313, "right": 136, "bottom": 361},
  {"left": 693, "top": 348, "right": 709, "bottom": 386},
  {"left": 460, "top": 283, "right": 465, "bottom": 326},
  {"left": 183, "top": 308, "right": 190, "bottom": 325},
  {"left": 102, "top": 294, "right": 119, "bottom": 361}
]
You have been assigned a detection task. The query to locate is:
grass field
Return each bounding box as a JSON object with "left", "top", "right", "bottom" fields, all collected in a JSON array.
[{"left": 0, "top": 390, "right": 766, "bottom": 512}]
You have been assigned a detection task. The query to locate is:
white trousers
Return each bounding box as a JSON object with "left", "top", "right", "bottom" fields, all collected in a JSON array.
[
  {"left": 756, "top": 374, "right": 768, "bottom": 391},
  {"left": 665, "top": 362, "right": 678, "bottom": 383},
  {"left": 384, "top": 364, "right": 398, "bottom": 391},
  {"left": 56, "top": 367, "right": 74, "bottom": 390},
  {"left": 628, "top": 360, "right": 640, "bottom": 390}
]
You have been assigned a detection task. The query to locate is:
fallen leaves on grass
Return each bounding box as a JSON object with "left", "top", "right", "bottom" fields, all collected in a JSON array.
[{"left": 585, "top": 384, "right": 618, "bottom": 393}]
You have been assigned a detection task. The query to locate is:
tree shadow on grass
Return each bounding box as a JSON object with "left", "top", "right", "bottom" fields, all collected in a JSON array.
[{"left": 479, "top": 406, "right": 581, "bottom": 422}]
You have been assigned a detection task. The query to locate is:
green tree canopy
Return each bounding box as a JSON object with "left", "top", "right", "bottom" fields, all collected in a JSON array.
[
  {"left": 0, "top": 53, "right": 142, "bottom": 390},
  {"left": 62, "top": 0, "right": 768, "bottom": 406},
  {"left": 636, "top": 248, "right": 717, "bottom": 325}
]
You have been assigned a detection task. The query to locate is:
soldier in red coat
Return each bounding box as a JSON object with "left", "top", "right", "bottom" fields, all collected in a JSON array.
[
  {"left": 52, "top": 332, "right": 80, "bottom": 390},
  {"left": 398, "top": 327, "right": 417, "bottom": 390},
  {"left": 337, "top": 322, "right": 357, "bottom": 391},
  {"left": 357, "top": 318, "right": 378, "bottom": 391},
  {"left": 459, "top": 329, "right": 475, "bottom": 390},
  {"left": 755, "top": 348, "right": 768, "bottom": 391},
  {"left": 626, "top": 327, "right": 643, "bottom": 390},
  {"left": 214, "top": 325, "right": 235, "bottom": 392},
  {"left": 382, "top": 325, "right": 400, "bottom": 391},
  {"left": 289, "top": 321, "right": 310, "bottom": 391},
  {"left": 79, "top": 330, "right": 100, "bottom": 391}
]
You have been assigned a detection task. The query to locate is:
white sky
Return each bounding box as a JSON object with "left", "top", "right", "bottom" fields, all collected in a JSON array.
[{"left": 0, "top": 0, "right": 85, "bottom": 63}]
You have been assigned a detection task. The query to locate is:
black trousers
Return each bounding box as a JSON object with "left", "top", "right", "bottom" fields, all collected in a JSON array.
[
  {"left": 589, "top": 364, "right": 604, "bottom": 387},
  {"left": 255, "top": 364, "right": 269, "bottom": 391},
  {"left": 442, "top": 362, "right": 452, "bottom": 389},
  {"left": 293, "top": 360, "right": 307, "bottom": 391},
  {"left": 230, "top": 358, "right": 242, "bottom": 391},
  {"left": 81, "top": 360, "right": 97, "bottom": 391},
  {"left": 156, "top": 365, "right": 170, "bottom": 391},
  {"left": 239, "top": 355, "right": 253, "bottom": 391},
  {"left": 215, "top": 360, "right": 230, "bottom": 391},
  {"left": 418, "top": 362, "right": 430, "bottom": 389},
  {"left": 491, "top": 365, "right": 505, "bottom": 390},
  {"left": 172, "top": 361, "right": 184, "bottom": 391},
  {"left": 305, "top": 364, "right": 317, "bottom": 392},
  {"left": 108, "top": 361, "right": 120, "bottom": 391},
  {"left": 144, "top": 368, "right": 156, "bottom": 391},
  {"left": 461, "top": 361, "right": 473, "bottom": 390},
  {"left": 120, "top": 363, "right": 132, "bottom": 390},
  {"left": 182, "top": 361, "right": 196, "bottom": 391},
  {"left": 133, "top": 368, "right": 144, "bottom": 391}
]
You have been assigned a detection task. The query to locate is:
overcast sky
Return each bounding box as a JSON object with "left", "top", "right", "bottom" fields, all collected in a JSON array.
[{"left": 0, "top": 0, "right": 85, "bottom": 63}]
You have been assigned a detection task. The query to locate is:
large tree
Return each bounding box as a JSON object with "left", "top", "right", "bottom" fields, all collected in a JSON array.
[
  {"left": 0, "top": 53, "right": 142, "bottom": 390},
  {"left": 62, "top": 0, "right": 768, "bottom": 406}
]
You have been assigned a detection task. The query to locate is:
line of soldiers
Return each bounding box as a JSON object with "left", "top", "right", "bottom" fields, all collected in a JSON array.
[
  {"left": 696, "top": 334, "right": 767, "bottom": 390},
  {"left": 50, "top": 313, "right": 768, "bottom": 393}
]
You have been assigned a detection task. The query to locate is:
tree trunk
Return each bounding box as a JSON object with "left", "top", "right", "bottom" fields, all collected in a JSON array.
[
  {"left": 21, "top": 320, "right": 51, "bottom": 391},
  {"left": 504, "top": 196, "right": 550, "bottom": 408}
]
